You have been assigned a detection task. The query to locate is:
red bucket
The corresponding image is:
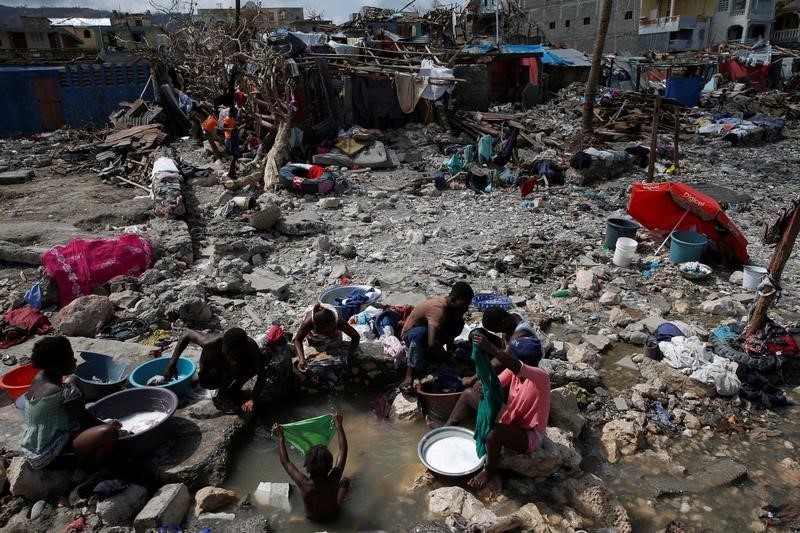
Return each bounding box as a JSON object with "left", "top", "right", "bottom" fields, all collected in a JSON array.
[{"left": 0, "top": 364, "right": 38, "bottom": 400}]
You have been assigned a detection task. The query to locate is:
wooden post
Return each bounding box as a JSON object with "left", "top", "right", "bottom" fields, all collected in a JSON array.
[
  {"left": 745, "top": 205, "right": 800, "bottom": 336},
  {"left": 673, "top": 107, "right": 680, "bottom": 170},
  {"left": 645, "top": 95, "right": 662, "bottom": 182}
]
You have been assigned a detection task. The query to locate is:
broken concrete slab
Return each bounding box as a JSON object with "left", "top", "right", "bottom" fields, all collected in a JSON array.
[
  {"left": 242, "top": 268, "right": 291, "bottom": 300},
  {"left": 353, "top": 141, "right": 391, "bottom": 169},
  {"left": 134, "top": 483, "right": 191, "bottom": 533},
  {"left": 649, "top": 458, "right": 747, "bottom": 497},
  {"left": 0, "top": 240, "right": 46, "bottom": 266},
  {"left": 0, "top": 169, "right": 34, "bottom": 185},
  {"left": 276, "top": 213, "right": 325, "bottom": 236},
  {"left": 253, "top": 482, "right": 290, "bottom": 512}
]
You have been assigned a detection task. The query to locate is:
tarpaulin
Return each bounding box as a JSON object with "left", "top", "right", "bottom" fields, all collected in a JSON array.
[
  {"left": 280, "top": 414, "right": 335, "bottom": 455},
  {"left": 627, "top": 182, "right": 748, "bottom": 264},
  {"left": 719, "top": 58, "right": 770, "bottom": 91},
  {"left": 42, "top": 234, "right": 154, "bottom": 307}
]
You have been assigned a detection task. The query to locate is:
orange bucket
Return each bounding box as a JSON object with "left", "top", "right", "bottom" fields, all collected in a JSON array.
[{"left": 0, "top": 363, "right": 38, "bottom": 400}]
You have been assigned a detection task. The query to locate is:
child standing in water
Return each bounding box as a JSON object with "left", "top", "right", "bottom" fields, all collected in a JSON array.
[{"left": 272, "top": 412, "right": 349, "bottom": 521}]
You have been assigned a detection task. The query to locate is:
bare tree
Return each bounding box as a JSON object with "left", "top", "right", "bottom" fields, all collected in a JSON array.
[{"left": 582, "top": 0, "right": 612, "bottom": 134}]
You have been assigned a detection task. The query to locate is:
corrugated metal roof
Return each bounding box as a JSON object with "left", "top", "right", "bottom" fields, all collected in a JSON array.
[
  {"left": 49, "top": 17, "right": 111, "bottom": 27},
  {"left": 546, "top": 48, "right": 592, "bottom": 67}
]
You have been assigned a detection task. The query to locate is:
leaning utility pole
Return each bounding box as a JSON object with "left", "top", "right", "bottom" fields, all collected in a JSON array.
[{"left": 582, "top": 0, "right": 613, "bottom": 134}]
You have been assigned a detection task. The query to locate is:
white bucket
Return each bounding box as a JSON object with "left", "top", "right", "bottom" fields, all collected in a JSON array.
[
  {"left": 613, "top": 237, "right": 638, "bottom": 267},
  {"left": 743, "top": 265, "right": 768, "bottom": 291}
]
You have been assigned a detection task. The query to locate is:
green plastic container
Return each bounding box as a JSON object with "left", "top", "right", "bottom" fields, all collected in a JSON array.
[{"left": 669, "top": 230, "right": 708, "bottom": 263}]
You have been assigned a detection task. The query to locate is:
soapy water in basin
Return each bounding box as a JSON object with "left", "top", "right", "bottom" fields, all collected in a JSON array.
[
  {"left": 424, "top": 436, "right": 482, "bottom": 475},
  {"left": 106, "top": 411, "right": 168, "bottom": 434}
]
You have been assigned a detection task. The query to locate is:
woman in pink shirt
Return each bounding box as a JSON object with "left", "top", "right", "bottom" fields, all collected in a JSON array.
[{"left": 466, "top": 335, "right": 550, "bottom": 490}]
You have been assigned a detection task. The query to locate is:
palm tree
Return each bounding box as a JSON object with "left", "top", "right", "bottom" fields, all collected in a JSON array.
[{"left": 582, "top": 0, "right": 613, "bottom": 134}]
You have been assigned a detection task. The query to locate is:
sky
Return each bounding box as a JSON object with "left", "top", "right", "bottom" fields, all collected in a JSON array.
[{"left": 2, "top": 0, "right": 438, "bottom": 23}]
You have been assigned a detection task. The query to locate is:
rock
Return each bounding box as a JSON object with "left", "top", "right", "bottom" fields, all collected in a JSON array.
[
  {"left": 729, "top": 271, "right": 744, "bottom": 284},
  {"left": 389, "top": 393, "right": 422, "bottom": 422},
  {"left": 608, "top": 305, "right": 643, "bottom": 327},
  {"left": 549, "top": 387, "right": 586, "bottom": 437},
  {"left": 613, "top": 396, "right": 629, "bottom": 411},
  {"left": 318, "top": 197, "right": 340, "bottom": 209},
  {"left": 600, "top": 419, "right": 644, "bottom": 463},
  {"left": 248, "top": 202, "right": 281, "bottom": 230},
  {"left": 7, "top": 457, "right": 71, "bottom": 500},
  {"left": 559, "top": 473, "right": 632, "bottom": 533},
  {"left": 242, "top": 269, "right": 291, "bottom": 300},
  {"left": 405, "top": 230, "right": 426, "bottom": 244},
  {"left": 515, "top": 503, "right": 551, "bottom": 532},
  {"left": 96, "top": 484, "right": 149, "bottom": 526},
  {"left": 647, "top": 458, "right": 747, "bottom": 497},
  {"left": 134, "top": 483, "right": 191, "bottom": 533},
  {"left": 0, "top": 169, "right": 34, "bottom": 185},
  {"left": 53, "top": 295, "right": 114, "bottom": 336},
  {"left": 316, "top": 236, "right": 333, "bottom": 253},
  {"left": 108, "top": 290, "right": 142, "bottom": 311},
  {"left": 701, "top": 297, "right": 747, "bottom": 317},
  {"left": 0, "top": 240, "right": 47, "bottom": 266},
  {"left": 340, "top": 245, "right": 357, "bottom": 259},
  {"left": 639, "top": 358, "right": 716, "bottom": 398},
  {"left": 599, "top": 291, "right": 622, "bottom": 306},
  {"left": 539, "top": 359, "right": 600, "bottom": 389},
  {"left": 778, "top": 458, "right": 800, "bottom": 486},
  {"left": 166, "top": 297, "right": 212, "bottom": 325},
  {"left": 498, "top": 427, "right": 581, "bottom": 477},
  {"left": 566, "top": 343, "right": 595, "bottom": 364},
  {"left": 253, "top": 482, "right": 290, "bottom": 511},
  {"left": 428, "top": 486, "right": 496, "bottom": 524},
  {"left": 354, "top": 141, "right": 391, "bottom": 168},
  {"left": 582, "top": 334, "right": 612, "bottom": 352},
  {"left": 276, "top": 212, "right": 325, "bottom": 236},
  {"left": 329, "top": 264, "right": 349, "bottom": 279},
  {"left": 574, "top": 269, "right": 600, "bottom": 298},
  {"left": 194, "top": 486, "right": 238, "bottom": 515}
]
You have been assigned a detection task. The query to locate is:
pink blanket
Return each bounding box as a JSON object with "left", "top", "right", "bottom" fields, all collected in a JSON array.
[{"left": 41, "top": 234, "right": 154, "bottom": 307}]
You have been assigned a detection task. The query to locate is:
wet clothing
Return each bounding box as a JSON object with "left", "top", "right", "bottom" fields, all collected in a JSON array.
[
  {"left": 498, "top": 364, "right": 550, "bottom": 435},
  {"left": 472, "top": 340, "right": 503, "bottom": 458},
  {"left": 21, "top": 382, "right": 82, "bottom": 469}
]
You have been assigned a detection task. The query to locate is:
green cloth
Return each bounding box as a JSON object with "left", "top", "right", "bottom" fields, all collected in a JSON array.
[
  {"left": 471, "top": 332, "right": 503, "bottom": 458},
  {"left": 21, "top": 382, "right": 81, "bottom": 469},
  {"left": 281, "top": 414, "right": 335, "bottom": 455}
]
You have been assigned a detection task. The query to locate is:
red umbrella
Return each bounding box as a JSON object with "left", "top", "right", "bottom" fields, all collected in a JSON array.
[{"left": 627, "top": 181, "right": 749, "bottom": 264}]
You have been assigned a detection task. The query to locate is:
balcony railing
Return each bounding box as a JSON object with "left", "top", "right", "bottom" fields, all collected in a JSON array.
[
  {"left": 772, "top": 28, "right": 800, "bottom": 42},
  {"left": 731, "top": 8, "right": 746, "bottom": 16}
]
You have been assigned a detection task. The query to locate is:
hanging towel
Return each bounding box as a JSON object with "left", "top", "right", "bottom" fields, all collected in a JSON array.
[
  {"left": 395, "top": 72, "right": 427, "bottom": 114},
  {"left": 280, "top": 414, "right": 335, "bottom": 455},
  {"left": 471, "top": 331, "right": 503, "bottom": 458}
]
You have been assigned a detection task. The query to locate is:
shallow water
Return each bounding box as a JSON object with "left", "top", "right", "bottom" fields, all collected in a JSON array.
[{"left": 226, "top": 392, "right": 431, "bottom": 532}]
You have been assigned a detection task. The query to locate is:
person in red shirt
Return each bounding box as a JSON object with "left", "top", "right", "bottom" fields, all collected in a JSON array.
[
  {"left": 223, "top": 107, "right": 240, "bottom": 179},
  {"left": 448, "top": 334, "right": 550, "bottom": 491}
]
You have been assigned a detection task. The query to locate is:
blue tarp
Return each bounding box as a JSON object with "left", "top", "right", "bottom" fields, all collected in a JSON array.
[
  {"left": 665, "top": 76, "right": 702, "bottom": 107},
  {"left": 461, "top": 44, "right": 574, "bottom": 65}
]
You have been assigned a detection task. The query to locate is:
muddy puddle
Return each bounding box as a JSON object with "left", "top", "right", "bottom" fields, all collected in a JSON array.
[
  {"left": 226, "top": 391, "right": 432, "bottom": 532},
  {"left": 594, "top": 342, "right": 800, "bottom": 531}
]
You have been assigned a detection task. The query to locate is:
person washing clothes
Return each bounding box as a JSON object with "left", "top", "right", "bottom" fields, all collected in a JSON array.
[
  {"left": 399, "top": 282, "right": 474, "bottom": 391},
  {"left": 163, "top": 327, "right": 269, "bottom": 413},
  {"left": 272, "top": 412, "right": 350, "bottom": 521},
  {"left": 293, "top": 304, "right": 360, "bottom": 373},
  {"left": 436, "top": 335, "right": 550, "bottom": 492},
  {"left": 21, "top": 336, "right": 121, "bottom": 469}
]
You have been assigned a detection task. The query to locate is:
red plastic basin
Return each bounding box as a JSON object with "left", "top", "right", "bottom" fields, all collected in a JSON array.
[{"left": 0, "top": 363, "right": 38, "bottom": 400}]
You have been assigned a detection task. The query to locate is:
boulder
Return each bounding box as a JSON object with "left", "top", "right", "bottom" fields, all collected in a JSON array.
[
  {"left": 194, "top": 486, "right": 238, "bottom": 515},
  {"left": 390, "top": 393, "right": 422, "bottom": 422},
  {"left": 701, "top": 297, "right": 747, "bottom": 317},
  {"left": 566, "top": 343, "right": 596, "bottom": 364},
  {"left": 7, "top": 457, "right": 71, "bottom": 500},
  {"left": 639, "top": 357, "right": 716, "bottom": 398},
  {"left": 574, "top": 269, "right": 600, "bottom": 298},
  {"left": 599, "top": 291, "right": 622, "bottom": 306},
  {"left": 515, "top": 503, "right": 552, "bottom": 532},
  {"left": 96, "top": 484, "right": 149, "bottom": 525},
  {"left": 134, "top": 483, "right": 191, "bottom": 532},
  {"left": 607, "top": 305, "right": 643, "bottom": 327},
  {"left": 498, "top": 427, "right": 581, "bottom": 477},
  {"left": 549, "top": 387, "right": 586, "bottom": 437},
  {"left": 559, "top": 473, "right": 632, "bottom": 533},
  {"left": 53, "top": 295, "right": 114, "bottom": 337},
  {"left": 582, "top": 334, "right": 612, "bottom": 352},
  {"left": 428, "top": 486, "right": 496, "bottom": 524},
  {"left": 108, "top": 290, "right": 143, "bottom": 311},
  {"left": 600, "top": 419, "right": 645, "bottom": 463},
  {"left": 539, "top": 359, "right": 600, "bottom": 389}
]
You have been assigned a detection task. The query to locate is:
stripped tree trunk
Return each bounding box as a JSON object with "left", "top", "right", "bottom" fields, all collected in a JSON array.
[
  {"left": 582, "top": 0, "right": 613, "bottom": 134},
  {"left": 263, "top": 118, "right": 292, "bottom": 190}
]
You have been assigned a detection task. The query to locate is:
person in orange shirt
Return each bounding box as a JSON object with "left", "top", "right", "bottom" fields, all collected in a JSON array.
[
  {"left": 450, "top": 335, "right": 550, "bottom": 491},
  {"left": 223, "top": 107, "right": 240, "bottom": 179}
]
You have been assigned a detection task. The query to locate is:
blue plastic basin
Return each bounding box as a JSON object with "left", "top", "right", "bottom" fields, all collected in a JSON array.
[
  {"left": 669, "top": 230, "right": 708, "bottom": 263},
  {"left": 129, "top": 357, "right": 196, "bottom": 396},
  {"left": 472, "top": 293, "right": 513, "bottom": 311},
  {"left": 74, "top": 352, "right": 129, "bottom": 400},
  {"left": 319, "top": 285, "right": 381, "bottom": 321}
]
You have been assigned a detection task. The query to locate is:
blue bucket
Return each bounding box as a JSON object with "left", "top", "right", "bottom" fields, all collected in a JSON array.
[
  {"left": 129, "top": 357, "right": 196, "bottom": 396},
  {"left": 74, "top": 352, "right": 129, "bottom": 400},
  {"left": 669, "top": 230, "right": 708, "bottom": 263}
]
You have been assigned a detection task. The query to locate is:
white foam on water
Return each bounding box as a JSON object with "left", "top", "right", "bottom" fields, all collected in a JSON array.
[
  {"left": 115, "top": 411, "right": 168, "bottom": 434},
  {"left": 424, "top": 436, "right": 482, "bottom": 474}
]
